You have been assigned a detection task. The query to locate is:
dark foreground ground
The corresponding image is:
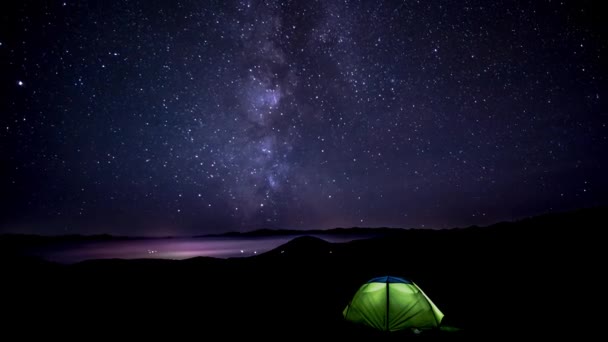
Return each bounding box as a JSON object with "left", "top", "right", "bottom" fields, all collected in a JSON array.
[{"left": 1, "top": 208, "right": 604, "bottom": 340}]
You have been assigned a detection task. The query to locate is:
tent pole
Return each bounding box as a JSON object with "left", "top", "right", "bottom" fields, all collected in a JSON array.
[{"left": 386, "top": 278, "right": 390, "bottom": 332}]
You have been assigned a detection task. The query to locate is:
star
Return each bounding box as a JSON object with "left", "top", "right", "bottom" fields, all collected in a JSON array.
[{"left": 0, "top": 0, "right": 605, "bottom": 235}]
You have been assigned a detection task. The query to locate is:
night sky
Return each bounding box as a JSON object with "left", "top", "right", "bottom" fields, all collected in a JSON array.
[{"left": 1, "top": 0, "right": 606, "bottom": 235}]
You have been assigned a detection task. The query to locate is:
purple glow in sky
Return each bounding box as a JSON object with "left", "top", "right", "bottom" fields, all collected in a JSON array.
[{"left": 29, "top": 236, "right": 357, "bottom": 263}]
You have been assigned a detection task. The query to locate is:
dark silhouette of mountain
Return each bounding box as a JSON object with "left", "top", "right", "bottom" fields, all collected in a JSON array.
[
  {"left": 198, "top": 226, "right": 406, "bottom": 238},
  {"left": 1, "top": 206, "right": 604, "bottom": 339},
  {"left": 256, "top": 235, "right": 334, "bottom": 259},
  {"left": 199, "top": 206, "right": 607, "bottom": 238}
]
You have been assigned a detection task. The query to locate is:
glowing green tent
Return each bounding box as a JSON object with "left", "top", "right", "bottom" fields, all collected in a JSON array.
[{"left": 343, "top": 276, "right": 444, "bottom": 332}]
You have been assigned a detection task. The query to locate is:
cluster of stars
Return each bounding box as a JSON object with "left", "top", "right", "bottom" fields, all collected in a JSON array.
[{"left": 0, "top": 0, "right": 606, "bottom": 235}]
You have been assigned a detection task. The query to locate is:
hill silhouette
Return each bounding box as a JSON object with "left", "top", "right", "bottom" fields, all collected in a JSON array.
[
  {"left": 200, "top": 227, "right": 405, "bottom": 238},
  {"left": 255, "top": 235, "right": 334, "bottom": 259},
  {"left": 1, "top": 207, "right": 604, "bottom": 339}
]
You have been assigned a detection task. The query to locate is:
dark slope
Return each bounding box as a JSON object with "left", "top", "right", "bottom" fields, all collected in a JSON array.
[
  {"left": 200, "top": 227, "right": 404, "bottom": 238},
  {"left": 1, "top": 207, "right": 604, "bottom": 339},
  {"left": 256, "top": 235, "right": 334, "bottom": 258}
]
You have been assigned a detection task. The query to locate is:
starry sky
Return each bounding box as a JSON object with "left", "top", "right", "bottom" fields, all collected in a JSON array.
[{"left": 1, "top": 0, "right": 606, "bottom": 235}]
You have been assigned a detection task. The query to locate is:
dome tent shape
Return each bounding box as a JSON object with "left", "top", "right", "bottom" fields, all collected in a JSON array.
[{"left": 343, "top": 276, "right": 444, "bottom": 332}]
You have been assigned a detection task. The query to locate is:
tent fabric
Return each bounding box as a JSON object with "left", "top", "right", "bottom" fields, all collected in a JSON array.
[{"left": 343, "top": 276, "right": 444, "bottom": 331}]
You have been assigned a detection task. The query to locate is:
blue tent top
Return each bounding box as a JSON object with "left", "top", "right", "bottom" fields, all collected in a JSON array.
[{"left": 367, "top": 276, "right": 412, "bottom": 284}]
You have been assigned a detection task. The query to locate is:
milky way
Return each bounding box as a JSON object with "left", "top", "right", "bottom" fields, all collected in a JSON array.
[{"left": 1, "top": 0, "right": 606, "bottom": 235}]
